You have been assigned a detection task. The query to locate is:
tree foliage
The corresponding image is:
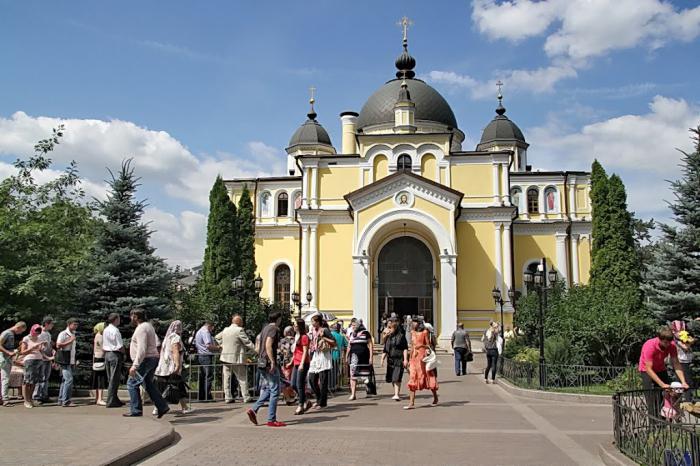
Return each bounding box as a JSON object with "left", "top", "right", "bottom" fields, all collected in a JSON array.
[
  {"left": 0, "top": 126, "right": 96, "bottom": 325},
  {"left": 81, "top": 160, "right": 173, "bottom": 331},
  {"left": 644, "top": 127, "right": 700, "bottom": 322}
]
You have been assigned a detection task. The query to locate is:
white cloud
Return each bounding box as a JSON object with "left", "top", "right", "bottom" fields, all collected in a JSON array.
[
  {"left": 527, "top": 95, "right": 700, "bottom": 218},
  {"left": 473, "top": 0, "right": 700, "bottom": 62},
  {"left": 426, "top": 65, "right": 577, "bottom": 98},
  {"left": 0, "top": 111, "right": 287, "bottom": 267}
]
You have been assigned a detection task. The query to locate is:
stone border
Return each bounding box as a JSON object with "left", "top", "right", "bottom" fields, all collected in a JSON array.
[
  {"left": 103, "top": 420, "right": 176, "bottom": 466},
  {"left": 498, "top": 378, "right": 612, "bottom": 405},
  {"left": 598, "top": 442, "right": 638, "bottom": 466}
]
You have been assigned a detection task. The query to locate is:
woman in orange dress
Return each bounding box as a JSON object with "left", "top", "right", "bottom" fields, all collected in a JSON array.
[{"left": 404, "top": 318, "right": 438, "bottom": 410}]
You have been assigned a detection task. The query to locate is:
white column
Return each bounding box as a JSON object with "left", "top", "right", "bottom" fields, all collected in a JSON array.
[
  {"left": 570, "top": 234, "right": 580, "bottom": 285},
  {"left": 352, "top": 255, "right": 370, "bottom": 327},
  {"left": 500, "top": 163, "right": 509, "bottom": 205},
  {"left": 300, "top": 226, "right": 309, "bottom": 303},
  {"left": 503, "top": 223, "right": 513, "bottom": 305},
  {"left": 438, "top": 254, "right": 458, "bottom": 346},
  {"left": 491, "top": 163, "right": 500, "bottom": 205},
  {"left": 310, "top": 167, "right": 318, "bottom": 209},
  {"left": 494, "top": 222, "right": 503, "bottom": 299},
  {"left": 301, "top": 169, "right": 309, "bottom": 209},
  {"left": 538, "top": 187, "right": 545, "bottom": 216},
  {"left": 555, "top": 232, "right": 569, "bottom": 285},
  {"left": 309, "top": 225, "right": 318, "bottom": 310},
  {"left": 568, "top": 183, "right": 577, "bottom": 220}
]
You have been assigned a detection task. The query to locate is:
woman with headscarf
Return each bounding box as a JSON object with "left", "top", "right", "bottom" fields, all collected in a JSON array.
[
  {"left": 347, "top": 319, "right": 373, "bottom": 401},
  {"left": 92, "top": 322, "right": 108, "bottom": 406},
  {"left": 155, "top": 320, "right": 193, "bottom": 415},
  {"left": 404, "top": 317, "right": 438, "bottom": 409},
  {"left": 19, "top": 324, "right": 48, "bottom": 408}
]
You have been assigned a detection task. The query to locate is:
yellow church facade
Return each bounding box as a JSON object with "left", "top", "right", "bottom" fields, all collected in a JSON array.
[{"left": 225, "top": 38, "right": 592, "bottom": 345}]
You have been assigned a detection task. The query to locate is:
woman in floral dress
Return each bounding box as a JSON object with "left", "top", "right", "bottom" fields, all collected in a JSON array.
[{"left": 404, "top": 318, "right": 438, "bottom": 410}]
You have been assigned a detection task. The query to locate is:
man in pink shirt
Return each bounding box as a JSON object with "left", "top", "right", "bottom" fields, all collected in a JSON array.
[{"left": 639, "top": 327, "right": 688, "bottom": 416}]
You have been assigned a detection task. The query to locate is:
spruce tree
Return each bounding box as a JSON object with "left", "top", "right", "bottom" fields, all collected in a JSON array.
[
  {"left": 83, "top": 160, "right": 173, "bottom": 329},
  {"left": 589, "top": 160, "right": 610, "bottom": 289},
  {"left": 645, "top": 128, "right": 700, "bottom": 321},
  {"left": 237, "top": 184, "right": 257, "bottom": 288}
]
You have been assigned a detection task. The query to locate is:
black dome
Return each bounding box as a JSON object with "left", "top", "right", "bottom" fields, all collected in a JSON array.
[
  {"left": 356, "top": 78, "right": 458, "bottom": 130},
  {"left": 478, "top": 104, "right": 526, "bottom": 148},
  {"left": 288, "top": 116, "right": 333, "bottom": 149}
]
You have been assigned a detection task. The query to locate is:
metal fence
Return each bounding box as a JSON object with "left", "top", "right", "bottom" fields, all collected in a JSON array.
[
  {"left": 499, "top": 357, "right": 635, "bottom": 393},
  {"left": 614, "top": 388, "right": 700, "bottom": 465}
]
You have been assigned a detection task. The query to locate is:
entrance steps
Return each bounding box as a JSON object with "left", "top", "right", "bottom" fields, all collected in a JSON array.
[{"left": 458, "top": 309, "right": 499, "bottom": 340}]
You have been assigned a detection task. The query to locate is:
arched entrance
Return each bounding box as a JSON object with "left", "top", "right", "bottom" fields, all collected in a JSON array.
[{"left": 376, "top": 236, "right": 434, "bottom": 332}]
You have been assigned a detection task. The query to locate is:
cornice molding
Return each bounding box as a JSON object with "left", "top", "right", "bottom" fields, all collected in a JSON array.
[
  {"left": 513, "top": 221, "right": 569, "bottom": 236},
  {"left": 457, "top": 206, "right": 517, "bottom": 222},
  {"left": 348, "top": 175, "right": 461, "bottom": 212}
]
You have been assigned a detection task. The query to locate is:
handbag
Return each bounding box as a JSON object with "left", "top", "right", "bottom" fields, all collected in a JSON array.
[
  {"left": 55, "top": 349, "right": 71, "bottom": 366},
  {"left": 93, "top": 361, "right": 106, "bottom": 371},
  {"left": 466, "top": 351, "right": 474, "bottom": 362},
  {"left": 423, "top": 348, "right": 439, "bottom": 372}
]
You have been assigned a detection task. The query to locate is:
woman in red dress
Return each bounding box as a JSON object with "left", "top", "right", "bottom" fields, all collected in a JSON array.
[{"left": 404, "top": 319, "right": 438, "bottom": 409}]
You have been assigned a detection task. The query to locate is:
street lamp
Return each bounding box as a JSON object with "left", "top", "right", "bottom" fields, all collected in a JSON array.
[
  {"left": 491, "top": 286, "right": 505, "bottom": 342},
  {"left": 291, "top": 291, "right": 301, "bottom": 317},
  {"left": 234, "top": 274, "right": 263, "bottom": 327},
  {"left": 523, "top": 258, "right": 558, "bottom": 389},
  {"left": 306, "top": 291, "right": 313, "bottom": 309}
]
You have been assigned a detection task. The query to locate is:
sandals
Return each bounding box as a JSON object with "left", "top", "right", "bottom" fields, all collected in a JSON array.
[
  {"left": 294, "top": 407, "right": 304, "bottom": 415},
  {"left": 403, "top": 405, "right": 415, "bottom": 410}
]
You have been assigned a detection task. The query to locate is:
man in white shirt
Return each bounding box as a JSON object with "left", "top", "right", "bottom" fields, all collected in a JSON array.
[
  {"left": 33, "top": 316, "right": 55, "bottom": 403},
  {"left": 103, "top": 313, "right": 125, "bottom": 408},
  {"left": 56, "top": 318, "right": 78, "bottom": 407},
  {"left": 216, "top": 315, "right": 256, "bottom": 403}
]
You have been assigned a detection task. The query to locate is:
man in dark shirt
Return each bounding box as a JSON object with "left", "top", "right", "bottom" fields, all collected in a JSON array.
[
  {"left": 381, "top": 317, "right": 408, "bottom": 401},
  {"left": 247, "top": 312, "right": 285, "bottom": 427}
]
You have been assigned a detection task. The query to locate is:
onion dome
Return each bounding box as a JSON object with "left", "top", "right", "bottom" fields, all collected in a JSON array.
[
  {"left": 288, "top": 97, "right": 334, "bottom": 150},
  {"left": 477, "top": 92, "right": 526, "bottom": 149}
]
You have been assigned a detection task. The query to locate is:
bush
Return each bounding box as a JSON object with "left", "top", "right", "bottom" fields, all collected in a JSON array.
[
  {"left": 514, "top": 347, "right": 540, "bottom": 365},
  {"left": 503, "top": 336, "right": 527, "bottom": 359},
  {"left": 606, "top": 367, "right": 642, "bottom": 392},
  {"left": 545, "top": 336, "right": 583, "bottom": 366}
]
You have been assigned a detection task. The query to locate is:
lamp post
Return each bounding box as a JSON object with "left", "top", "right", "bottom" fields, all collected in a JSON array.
[
  {"left": 491, "top": 286, "right": 506, "bottom": 343},
  {"left": 306, "top": 291, "right": 313, "bottom": 311},
  {"left": 522, "top": 258, "right": 558, "bottom": 389},
  {"left": 291, "top": 291, "right": 301, "bottom": 318},
  {"left": 234, "top": 274, "right": 263, "bottom": 327}
]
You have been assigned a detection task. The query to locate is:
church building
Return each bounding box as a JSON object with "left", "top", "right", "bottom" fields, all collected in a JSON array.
[{"left": 226, "top": 30, "right": 593, "bottom": 345}]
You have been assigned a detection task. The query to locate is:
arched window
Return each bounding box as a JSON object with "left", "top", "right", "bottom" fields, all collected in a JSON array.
[
  {"left": 544, "top": 187, "right": 558, "bottom": 213},
  {"left": 260, "top": 191, "right": 272, "bottom": 217},
  {"left": 274, "top": 264, "right": 291, "bottom": 308},
  {"left": 397, "top": 154, "right": 412, "bottom": 171},
  {"left": 527, "top": 188, "right": 539, "bottom": 214},
  {"left": 277, "top": 192, "right": 288, "bottom": 217},
  {"left": 510, "top": 187, "right": 522, "bottom": 212}
]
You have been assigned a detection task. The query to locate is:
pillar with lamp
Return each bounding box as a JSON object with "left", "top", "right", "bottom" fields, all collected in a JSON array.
[
  {"left": 491, "top": 286, "right": 519, "bottom": 351},
  {"left": 522, "top": 257, "right": 558, "bottom": 389},
  {"left": 233, "top": 274, "right": 263, "bottom": 327}
]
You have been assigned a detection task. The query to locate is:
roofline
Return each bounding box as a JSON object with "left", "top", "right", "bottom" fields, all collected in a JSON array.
[
  {"left": 343, "top": 170, "right": 464, "bottom": 211},
  {"left": 224, "top": 176, "right": 302, "bottom": 183},
  {"left": 296, "top": 153, "right": 361, "bottom": 159},
  {"left": 356, "top": 129, "right": 458, "bottom": 137},
  {"left": 511, "top": 170, "right": 590, "bottom": 176},
  {"left": 450, "top": 150, "right": 513, "bottom": 156}
]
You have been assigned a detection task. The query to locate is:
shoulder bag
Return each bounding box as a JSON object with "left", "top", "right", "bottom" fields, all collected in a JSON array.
[{"left": 423, "top": 348, "right": 439, "bottom": 372}]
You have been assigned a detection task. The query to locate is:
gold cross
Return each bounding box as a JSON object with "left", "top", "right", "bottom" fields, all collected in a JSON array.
[
  {"left": 309, "top": 86, "right": 316, "bottom": 104},
  {"left": 397, "top": 16, "right": 413, "bottom": 42}
]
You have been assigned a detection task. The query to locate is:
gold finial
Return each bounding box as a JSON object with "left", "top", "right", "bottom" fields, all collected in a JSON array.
[
  {"left": 309, "top": 85, "right": 316, "bottom": 110},
  {"left": 397, "top": 16, "right": 413, "bottom": 45},
  {"left": 496, "top": 80, "right": 504, "bottom": 101}
]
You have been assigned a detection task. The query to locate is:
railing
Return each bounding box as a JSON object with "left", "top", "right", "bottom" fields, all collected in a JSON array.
[
  {"left": 614, "top": 388, "right": 700, "bottom": 465},
  {"left": 499, "top": 357, "right": 635, "bottom": 393}
]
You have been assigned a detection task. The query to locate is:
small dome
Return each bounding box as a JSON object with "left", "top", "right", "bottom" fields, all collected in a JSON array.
[
  {"left": 288, "top": 113, "right": 333, "bottom": 149},
  {"left": 477, "top": 103, "right": 526, "bottom": 149},
  {"left": 356, "top": 78, "right": 457, "bottom": 130}
]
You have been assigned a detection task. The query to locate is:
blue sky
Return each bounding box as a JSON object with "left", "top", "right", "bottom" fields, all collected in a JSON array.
[{"left": 1, "top": 0, "right": 699, "bottom": 267}]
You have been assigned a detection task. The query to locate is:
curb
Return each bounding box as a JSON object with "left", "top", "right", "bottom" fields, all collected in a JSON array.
[
  {"left": 101, "top": 420, "right": 176, "bottom": 466},
  {"left": 498, "top": 378, "right": 612, "bottom": 405},
  {"left": 598, "top": 442, "right": 638, "bottom": 466}
]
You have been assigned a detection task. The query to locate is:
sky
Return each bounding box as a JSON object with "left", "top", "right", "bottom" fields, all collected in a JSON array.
[{"left": 1, "top": 0, "right": 699, "bottom": 268}]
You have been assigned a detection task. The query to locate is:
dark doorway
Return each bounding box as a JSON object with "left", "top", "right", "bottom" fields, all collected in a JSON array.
[{"left": 376, "top": 236, "right": 433, "bottom": 338}]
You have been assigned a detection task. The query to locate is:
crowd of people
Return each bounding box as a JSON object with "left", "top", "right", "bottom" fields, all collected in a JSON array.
[{"left": 0, "top": 308, "right": 507, "bottom": 427}]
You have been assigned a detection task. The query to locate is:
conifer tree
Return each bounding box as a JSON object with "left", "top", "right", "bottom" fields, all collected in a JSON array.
[
  {"left": 83, "top": 160, "right": 173, "bottom": 328},
  {"left": 202, "top": 176, "right": 239, "bottom": 289},
  {"left": 237, "top": 184, "right": 257, "bottom": 288},
  {"left": 645, "top": 128, "right": 700, "bottom": 321},
  {"left": 589, "top": 160, "right": 610, "bottom": 289}
]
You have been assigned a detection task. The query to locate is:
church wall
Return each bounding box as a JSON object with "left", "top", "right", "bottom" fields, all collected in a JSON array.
[
  {"left": 373, "top": 155, "right": 388, "bottom": 181},
  {"left": 357, "top": 196, "right": 452, "bottom": 237},
  {"left": 450, "top": 164, "right": 494, "bottom": 204},
  {"left": 513, "top": 234, "right": 558, "bottom": 291},
  {"left": 456, "top": 222, "right": 496, "bottom": 310},
  {"left": 420, "top": 154, "right": 437, "bottom": 181},
  {"left": 316, "top": 223, "right": 354, "bottom": 313},
  {"left": 576, "top": 186, "right": 591, "bottom": 217},
  {"left": 317, "top": 167, "right": 361, "bottom": 207},
  {"left": 254, "top": 236, "right": 299, "bottom": 302}
]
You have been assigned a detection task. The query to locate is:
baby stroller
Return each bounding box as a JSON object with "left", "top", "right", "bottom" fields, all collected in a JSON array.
[
  {"left": 662, "top": 382, "right": 686, "bottom": 422},
  {"left": 354, "top": 363, "right": 377, "bottom": 396}
]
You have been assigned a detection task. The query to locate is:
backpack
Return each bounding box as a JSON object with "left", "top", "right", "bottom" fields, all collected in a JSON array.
[{"left": 483, "top": 331, "right": 497, "bottom": 351}]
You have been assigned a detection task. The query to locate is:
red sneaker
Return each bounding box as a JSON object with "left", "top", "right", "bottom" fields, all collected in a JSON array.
[
  {"left": 266, "top": 421, "right": 286, "bottom": 427},
  {"left": 246, "top": 408, "right": 258, "bottom": 425}
]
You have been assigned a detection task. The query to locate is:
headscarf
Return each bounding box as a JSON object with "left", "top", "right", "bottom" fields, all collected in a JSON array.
[
  {"left": 165, "top": 320, "right": 182, "bottom": 339},
  {"left": 30, "top": 324, "right": 43, "bottom": 337},
  {"left": 93, "top": 322, "right": 105, "bottom": 335}
]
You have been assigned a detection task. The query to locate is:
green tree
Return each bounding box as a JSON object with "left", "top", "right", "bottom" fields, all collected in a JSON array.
[
  {"left": 589, "top": 159, "right": 610, "bottom": 289},
  {"left": 645, "top": 127, "right": 700, "bottom": 322},
  {"left": 82, "top": 160, "right": 173, "bottom": 330},
  {"left": 0, "top": 126, "right": 96, "bottom": 324}
]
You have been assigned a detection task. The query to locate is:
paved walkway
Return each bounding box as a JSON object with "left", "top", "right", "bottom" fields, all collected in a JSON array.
[
  {"left": 0, "top": 355, "right": 614, "bottom": 465},
  {"left": 141, "top": 355, "right": 613, "bottom": 466}
]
